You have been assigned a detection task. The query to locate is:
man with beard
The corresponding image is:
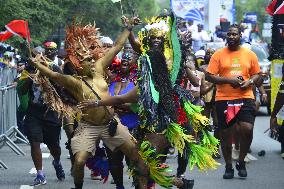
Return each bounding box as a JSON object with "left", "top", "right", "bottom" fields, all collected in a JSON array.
[{"left": 206, "top": 24, "right": 260, "bottom": 179}]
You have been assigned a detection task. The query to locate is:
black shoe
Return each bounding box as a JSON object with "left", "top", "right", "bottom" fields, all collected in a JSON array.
[
  {"left": 236, "top": 161, "right": 247, "bottom": 178},
  {"left": 223, "top": 164, "right": 234, "bottom": 179},
  {"left": 179, "top": 178, "right": 194, "bottom": 189},
  {"left": 52, "top": 160, "right": 65, "bottom": 181}
]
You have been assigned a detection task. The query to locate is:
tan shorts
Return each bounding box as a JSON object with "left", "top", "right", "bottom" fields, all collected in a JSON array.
[{"left": 71, "top": 118, "right": 133, "bottom": 156}]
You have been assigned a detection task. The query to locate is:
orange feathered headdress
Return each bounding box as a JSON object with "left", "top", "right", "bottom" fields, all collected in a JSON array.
[{"left": 65, "top": 22, "right": 106, "bottom": 70}]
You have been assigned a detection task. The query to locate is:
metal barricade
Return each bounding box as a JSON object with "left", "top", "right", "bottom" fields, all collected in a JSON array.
[{"left": 0, "top": 67, "right": 29, "bottom": 169}]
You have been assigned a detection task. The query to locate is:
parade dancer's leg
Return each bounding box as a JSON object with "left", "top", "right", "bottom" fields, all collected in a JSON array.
[
  {"left": 105, "top": 147, "right": 125, "bottom": 189},
  {"left": 72, "top": 151, "right": 91, "bottom": 189}
]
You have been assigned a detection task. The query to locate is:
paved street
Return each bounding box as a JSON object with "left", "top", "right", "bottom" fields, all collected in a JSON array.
[{"left": 1, "top": 108, "right": 284, "bottom": 189}]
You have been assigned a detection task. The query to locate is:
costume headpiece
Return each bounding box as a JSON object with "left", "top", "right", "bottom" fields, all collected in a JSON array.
[
  {"left": 65, "top": 22, "right": 106, "bottom": 70},
  {"left": 144, "top": 19, "right": 169, "bottom": 38},
  {"left": 43, "top": 41, "right": 57, "bottom": 49}
]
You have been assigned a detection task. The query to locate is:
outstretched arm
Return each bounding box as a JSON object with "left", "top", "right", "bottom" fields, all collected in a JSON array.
[
  {"left": 96, "top": 17, "right": 141, "bottom": 73},
  {"left": 29, "top": 57, "right": 81, "bottom": 94},
  {"left": 78, "top": 86, "right": 138, "bottom": 110}
]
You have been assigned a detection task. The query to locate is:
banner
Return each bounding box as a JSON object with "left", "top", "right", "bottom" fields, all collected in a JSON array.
[{"left": 170, "top": 0, "right": 205, "bottom": 23}]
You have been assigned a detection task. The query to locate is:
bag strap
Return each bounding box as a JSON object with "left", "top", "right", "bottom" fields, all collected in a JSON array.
[{"left": 82, "top": 78, "right": 113, "bottom": 117}]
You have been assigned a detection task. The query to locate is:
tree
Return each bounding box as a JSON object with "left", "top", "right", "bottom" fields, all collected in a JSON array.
[{"left": 235, "top": 0, "right": 272, "bottom": 34}]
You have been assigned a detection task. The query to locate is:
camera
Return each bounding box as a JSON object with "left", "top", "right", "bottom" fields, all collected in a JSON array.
[{"left": 108, "top": 118, "right": 118, "bottom": 137}]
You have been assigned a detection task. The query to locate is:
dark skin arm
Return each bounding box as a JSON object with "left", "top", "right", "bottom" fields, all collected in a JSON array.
[
  {"left": 121, "top": 16, "right": 142, "bottom": 54},
  {"left": 128, "top": 31, "right": 142, "bottom": 54},
  {"left": 239, "top": 74, "right": 260, "bottom": 90},
  {"left": 205, "top": 72, "right": 242, "bottom": 88},
  {"left": 78, "top": 86, "right": 138, "bottom": 110},
  {"left": 184, "top": 67, "right": 199, "bottom": 87}
]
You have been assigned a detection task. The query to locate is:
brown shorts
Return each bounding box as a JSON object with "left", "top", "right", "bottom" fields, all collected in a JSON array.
[{"left": 71, "top": 118, "right": 133, "bottom": 156}]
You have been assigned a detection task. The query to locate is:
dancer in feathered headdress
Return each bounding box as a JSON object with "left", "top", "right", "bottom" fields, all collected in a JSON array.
[{"left": 79, "top": 13, "right": 220, "bottom": 189}]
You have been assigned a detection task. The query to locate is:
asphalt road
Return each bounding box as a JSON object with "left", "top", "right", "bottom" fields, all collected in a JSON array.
[{"left": 1, "top": 108, "right": 284, "bottom": 189}]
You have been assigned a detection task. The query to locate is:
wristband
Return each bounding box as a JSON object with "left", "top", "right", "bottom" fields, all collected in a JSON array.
[
  {"left": 248, "top": 79, "right": 254, "bottom": 85},
  {"left": 262, "top": 93, "right": 267, "bottom": 96}
]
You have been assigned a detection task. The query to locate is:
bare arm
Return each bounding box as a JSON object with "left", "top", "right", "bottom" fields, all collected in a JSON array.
[
  {"left": 200, "top": 73, "right": 214, "bottom": 95},
  {"left": 30, "top": 59, "right": 81, "bottom": 94},
  {"left": 128, "top": 31, "right": 142, "bottom": 54},
  {"left": 96, "top": 17, "right": 141, "bottom": 73},
  {"left": 185, "top": 68, "right": 199, "bottom": 87},
  {"left": 206, "top": 72, "right": 241, "bottom": 87},
  {"left": 78, "top": 86, "right": 138, "bottom": 110},
  {"left": 95, "top": 28, "right": 131, "bottom": 73}
]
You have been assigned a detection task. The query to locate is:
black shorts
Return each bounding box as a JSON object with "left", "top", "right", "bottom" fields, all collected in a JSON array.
[
  {"left": 24, "top": 114, "right": 61, "bottom": 146},
  {"left": 216, "top": 99, "right": 256, "bottom": 130}
]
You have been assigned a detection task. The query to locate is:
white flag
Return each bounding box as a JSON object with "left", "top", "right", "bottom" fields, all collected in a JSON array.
[{"left": 111, "top": 0, "right": 121, "bottom": 3}]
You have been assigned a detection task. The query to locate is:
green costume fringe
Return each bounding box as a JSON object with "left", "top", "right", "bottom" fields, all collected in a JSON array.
[
  {"left": 165, "top": 123, "right": 195, "bottom": 155},
  {"left": 183, "top": 101, "right": 210, "bottom": 132},
  {"left": 170, "top": 17, "right": 182, "bottom": 85},
  {"left": 139, "top": 141, "right": 173, "bottom": 188},
  {"left": 189, "top": 143, "right": 221, "bottom": 171},
  {"left": 201, "top": 129, "right": 220, "bottom": 155}
]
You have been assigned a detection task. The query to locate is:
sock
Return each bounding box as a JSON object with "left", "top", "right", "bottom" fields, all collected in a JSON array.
[{"left": 37, "top": 170, "right": 44, "bottom": 176}]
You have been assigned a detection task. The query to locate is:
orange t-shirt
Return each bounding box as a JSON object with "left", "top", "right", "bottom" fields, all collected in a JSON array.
[{"left": 206, "top": 47, "right": 260, "bottom": 101}]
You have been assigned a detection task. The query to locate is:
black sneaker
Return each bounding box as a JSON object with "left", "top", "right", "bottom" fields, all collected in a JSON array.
[
  {"left": 52, "top": 160, "right": 65, "bottom": 181},
  {"left": 223, "top": 164, "right": 234, "bottom": 179},
  {"left": 236, "top": 161, "right": 247, "bottom": 178},
  {"left": 178, "top": 178, "right": 194, "bottom": 189}
]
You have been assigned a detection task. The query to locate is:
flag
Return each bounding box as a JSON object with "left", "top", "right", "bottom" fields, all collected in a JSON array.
[
  {"left": 274, "top": 1, "right": 284, "bottom": 14},
  {"left": 0, "top": 29, "right": 13, "bottom": 42},
  {"left": 0, "top": 20, "right": 30, "bottom": 42},
  {"left": 266, "top": 0, "right": 284, "bottom": 15},
  {"left": 111, "top": 0, "right": 121, "bottom": 3}
]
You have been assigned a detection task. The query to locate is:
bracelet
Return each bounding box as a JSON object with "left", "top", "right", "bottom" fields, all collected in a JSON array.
[
  {"left": 262, "top": 93, "right": 267, "bottom": 96},
  {"left": 248, "top": 79, "right": 254, "bottom": 85},
  {"left": 93, "top": 100, "right": 99, "bottom": 107}
]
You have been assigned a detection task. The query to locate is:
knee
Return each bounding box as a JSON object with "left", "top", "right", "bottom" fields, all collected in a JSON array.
[{"left": 74, "top": 155, "right": 87, "bottom": 167}]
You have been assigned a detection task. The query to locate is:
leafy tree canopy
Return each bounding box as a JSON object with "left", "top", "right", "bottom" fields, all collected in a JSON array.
[{"left": 0, "top": 0, "right": 160, "bottom": 49}]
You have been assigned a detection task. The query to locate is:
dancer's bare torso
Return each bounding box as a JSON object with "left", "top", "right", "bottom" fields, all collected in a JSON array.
[{"left": 71, "top": 72, "right": 114, "bottom": 125}]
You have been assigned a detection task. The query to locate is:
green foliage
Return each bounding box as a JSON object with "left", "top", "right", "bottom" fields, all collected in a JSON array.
[
  {"left": 235, "top": 0, "right": 271, "bottom": 31},
  {"left": 0, "top": 0, "right": 160, "bottom": 49}
]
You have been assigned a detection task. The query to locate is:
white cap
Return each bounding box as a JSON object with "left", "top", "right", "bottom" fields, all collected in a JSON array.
[
  {"left": 100, "top": 36, "right": 113, "bottom": 45},
  {"left": 195, "top": 50, "right": 205, "bottom": 59}
]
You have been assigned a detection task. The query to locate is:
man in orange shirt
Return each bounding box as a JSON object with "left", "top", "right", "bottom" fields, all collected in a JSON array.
[{"left": 206, "top": 24, "right": 260, "bottom": 179}]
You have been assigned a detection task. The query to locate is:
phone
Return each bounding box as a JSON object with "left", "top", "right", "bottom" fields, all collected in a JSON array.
[{"left": 237, "top": 76, "right": 244, "bottom": 81}]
